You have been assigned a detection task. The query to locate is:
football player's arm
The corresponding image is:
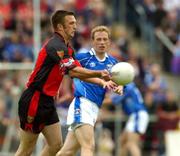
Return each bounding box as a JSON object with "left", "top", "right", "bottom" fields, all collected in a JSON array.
[
  {"left": 55, "top": 76, "right": 73, "bottom": 104},
  {"left": 69, "top": 66, "right": 110, "bottom": 80},
  {"left": 57, "top": 48, "right": 110, "bottom": 80},
  {"left": 68, "top": 52, "right": 110, "bottom": 80},
  {"left": 80, "top": 77, "right": 117, "bottom": 90}
]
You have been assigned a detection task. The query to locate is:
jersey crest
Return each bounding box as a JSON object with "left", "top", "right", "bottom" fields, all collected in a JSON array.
[
  {"left": 57, "top": 50, "right": 64, "bottom": 59},
  {"left": 89, "top": 62, "right": 96, "bottom": 67},
  {"left": 106, "top": 64, "right": 113, "bottom": 70}
]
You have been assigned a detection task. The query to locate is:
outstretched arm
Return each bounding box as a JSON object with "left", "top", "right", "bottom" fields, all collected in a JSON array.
[
  {"left": 69, "top": 66, "right": 110, "bottom": 81},
  {"left": 80, "top": 77, "right": 117, "bottom": 90}
]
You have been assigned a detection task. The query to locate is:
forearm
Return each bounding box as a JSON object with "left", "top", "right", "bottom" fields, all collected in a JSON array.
[
  {"left": 80, "top": 77, "right": 104, "bottom": 86},
  {"left": 69, "top": 66, "right": 102, "bottom": 79}
]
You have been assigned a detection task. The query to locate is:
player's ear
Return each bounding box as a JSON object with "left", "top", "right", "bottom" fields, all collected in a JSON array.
[{"left": 57, "top": 24, "right": 63, "bottom": 31}]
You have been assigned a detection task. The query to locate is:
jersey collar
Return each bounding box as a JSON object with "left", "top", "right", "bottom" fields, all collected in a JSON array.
[{"left": 89, "top": 48, "right": 108, "bottom": 62}]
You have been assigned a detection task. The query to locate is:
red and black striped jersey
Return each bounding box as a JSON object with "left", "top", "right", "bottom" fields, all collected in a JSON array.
[{"left": 26, "top": 32, "right": 81, "bottom": 96}]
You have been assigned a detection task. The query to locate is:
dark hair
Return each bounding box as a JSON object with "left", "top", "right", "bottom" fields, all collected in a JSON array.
[{"left": 51, "top": 10, "right": 75, "bottom": 30}]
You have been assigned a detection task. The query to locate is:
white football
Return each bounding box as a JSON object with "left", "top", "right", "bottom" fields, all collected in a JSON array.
[{"left": 111, "top": 62, "right": 135, "bottom": 85}]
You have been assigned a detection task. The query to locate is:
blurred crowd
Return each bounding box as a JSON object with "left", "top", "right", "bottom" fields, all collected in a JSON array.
[
  {"left": 0, "top": 0, "right": 180, "bottom": 156},
  {"left": 126, "top": 0, "right": 180, "bottom": 74}
]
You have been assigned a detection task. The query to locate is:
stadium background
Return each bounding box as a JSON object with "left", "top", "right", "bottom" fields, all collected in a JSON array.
[{"left": 0, "top": 0, "right": 179, "bottom": 156}]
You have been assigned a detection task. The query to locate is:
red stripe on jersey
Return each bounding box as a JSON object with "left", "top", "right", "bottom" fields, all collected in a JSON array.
[
  {"left": 28, "top": 91, "right": 40, "bottom": 117},
  {"left": 26, "top": 49, "right": 47, "bottom": 87},
  {"left": 42, "top": 64, "right": 64, "bottom": 96}
]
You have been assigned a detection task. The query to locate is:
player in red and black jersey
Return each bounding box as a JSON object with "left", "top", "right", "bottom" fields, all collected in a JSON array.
[{"left": 15, "top": 10, "right": 116, "bottom": 156}]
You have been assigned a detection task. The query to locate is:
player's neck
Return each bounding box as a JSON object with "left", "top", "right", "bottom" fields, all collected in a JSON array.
[
  {"left": 96, "top": 52, "right": 106, "bottom": 60},
  {"left": 61, "top": 33, "right": 69, "bottom": 45},
  {"left": 57, "top": 31, "right": 70, "bottom": 45}
]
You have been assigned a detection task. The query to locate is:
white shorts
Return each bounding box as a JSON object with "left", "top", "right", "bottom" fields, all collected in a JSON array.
[
  {"left": 67, "top": 97, "right": 99, "bottom": 130},
  {"left": 125, "top": 110, "right": 149, "bottom": 134}
]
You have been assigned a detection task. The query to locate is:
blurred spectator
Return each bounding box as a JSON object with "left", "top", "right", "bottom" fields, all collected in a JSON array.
[
  {"left": 3, "top": 32, "right": 33, "bottom": 62},
  {"left": 88, "top": 0, "right": 112, "bottom": 26},
  {"left": 74, "top": 15, "right": 91, "bottom": 53},
  {"left": 152, "top": 0, "right": 167, "bottom": 29},
  {"left": 0, "top": 98, "right": 6, "bottom": 125},
  {"left": 157, "top": 91, "right": 179, "bottom": 131},
  {"left": 16, "top": 1, "right": 33, "bottom": 22},
  {"left": 0, "top": 77, "right": 21, "bottom": 149},
  {"left": 125, "top": 0, "right": 142, "bottom": 38},
  {"left": 141, "top": 0, "right": 157, "bottom": 53},
  {"left": 171, "top": 36, "right": 180, "bottom": 75},
  {"left": 144, "top": 63, "right": 168, "bottom": 104},
  {"left": 0, "top": 0, "right": 13, "bottom": 30},
  {"left": 160, "top": 9, "right": 179, "bottom": 72},
  {"left": 163, "top": 0, "right": 180, "bottom": 12},
  {"left": 143, "top": 91, "right": 159, "bottom": 156},
  {"left": 156, "top": 91, "right": 180, "bottom": 155},
  {"left": 0, "top": 98, "right": 6, "bottom": 146},
  {"left": 111, "top": 25, "right": 129, "bottom": 60},
  {"left": 135, "top": 57, "right": 150, "bottom": 91},
  {"left": 96, "top": 128, "right": 114, "bottom": 156}
]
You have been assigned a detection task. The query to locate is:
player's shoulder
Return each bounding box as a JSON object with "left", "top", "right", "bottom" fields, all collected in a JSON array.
[
  {"left": 75, "top": 51, "right": 92, "bottom": 60},
  {"left": 45, "top": 34, "right": 68, "bottom": 51},
  {"left": 75, "top": 51, "right": 91, "bottom": 57},
  {"left": 107, "top": 54, "right": 119, "bottom": 63}
]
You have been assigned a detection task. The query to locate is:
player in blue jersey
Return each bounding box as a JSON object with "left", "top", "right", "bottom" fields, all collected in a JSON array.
[
  {"left": 103, "top": 82, "right": 149, "bottom": 156},
  {"left": 56, "top": 26, "right": 123, "bottom": 156}
]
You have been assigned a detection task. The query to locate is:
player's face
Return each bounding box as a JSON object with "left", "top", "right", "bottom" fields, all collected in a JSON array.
[
  {"left": 92, "top": 31, "right": 110, "bottom": 54},
  {"left": 63, "top": 15, "right": 77, "bottom": 39}
]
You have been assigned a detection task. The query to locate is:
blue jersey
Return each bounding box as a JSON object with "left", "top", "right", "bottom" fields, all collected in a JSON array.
[
  {"left": 111, "top": 82, "right": 147, "bottom": 115},
  {"left": 73, "top": 48, "right": 118, "bottom": 107}
]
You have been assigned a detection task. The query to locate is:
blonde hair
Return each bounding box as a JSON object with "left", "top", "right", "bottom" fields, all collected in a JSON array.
[{"left": 91, "top": 25, "right": 111, "bottom": 40}]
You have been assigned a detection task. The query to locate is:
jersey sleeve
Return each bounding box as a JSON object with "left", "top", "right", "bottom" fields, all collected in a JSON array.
[
  {"left": 46, "top": 41, "right": 81, "bottom": 69},
  {"left": 45, "top": 40, "right": 68, "bottom": 63},
  {"left": 61, "top": 58, "right": 81, "bottom": 70},
  {"left": 45, "top": 46, "right": 60, "bottom": 63},
  {"left": 61, "top": 47, "right": 81, "bottom": 70}
]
